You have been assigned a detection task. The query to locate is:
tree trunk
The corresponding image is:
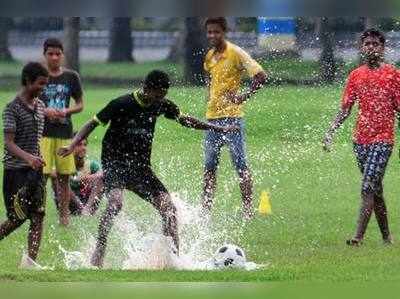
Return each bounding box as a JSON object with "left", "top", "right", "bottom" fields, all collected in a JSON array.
[
  {"left": 183, "top": 17, "right": 207, "bottom": 86},
  {"left": 365, "top": 17, "right": 378, "bottom": 29},
  {"left": 317, "top": 17, "right": 336, "bottom": 84},
  {"left": 108, "top": 18, "right": 134, "bottom": 62},
  {"left": 63, "top": 17, "right": 80, "bottom": 73},
  {"left": 0, "top": 18, "right": 13, "bottom": 61},
  {"left": 167, "top": 20, "right": 184, "bottom": 63}
]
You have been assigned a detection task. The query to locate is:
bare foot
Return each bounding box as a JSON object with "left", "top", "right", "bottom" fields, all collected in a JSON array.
[{"left": 346, "top": 238, "right": 362, "bottom": 247}]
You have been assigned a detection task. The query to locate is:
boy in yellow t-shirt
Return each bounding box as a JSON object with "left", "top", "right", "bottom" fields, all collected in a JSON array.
[{"left": 202, "top": 17, "right": 267, "bottom": 219}]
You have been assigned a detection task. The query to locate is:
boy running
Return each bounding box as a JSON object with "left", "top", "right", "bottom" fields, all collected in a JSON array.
[
  {"left": 0, "top": 62, "right": 49, "bottom": 268},
  {"left": 323, "top": 29, "right": 400, "bottom": 245},
  {"left": 202, "top": 17, "right": 267, "bottom": 219},
  {"left": 40, "top": 38, "right": 84, "bottom": 226},
  {"left": 59, "top": 70, "right": 238, "bottom": 268}
]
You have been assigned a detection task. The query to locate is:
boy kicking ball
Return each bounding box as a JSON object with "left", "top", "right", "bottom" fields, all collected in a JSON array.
[{"left": 59, "top": 70, "right": 238, "bottom": 268}]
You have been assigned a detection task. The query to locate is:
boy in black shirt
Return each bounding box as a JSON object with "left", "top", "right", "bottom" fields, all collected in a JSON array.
[{"left": 59, "top": 70, "right": 238, "bottom": 268}]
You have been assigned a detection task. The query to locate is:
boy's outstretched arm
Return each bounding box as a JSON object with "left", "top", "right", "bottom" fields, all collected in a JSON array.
[
  {"left": 178, "top": 115, "right": 238, "bottom": 133},
  {"left": 58, "top": 119, "right": 99, "bottom": 157},
  {"left": 322, "top": 108, "right": 351, "bottom": 152}
]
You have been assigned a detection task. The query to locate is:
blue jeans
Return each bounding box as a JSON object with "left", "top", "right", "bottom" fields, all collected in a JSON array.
[{"left": 204, "top": 118, "right": 248, "bottom": 173}]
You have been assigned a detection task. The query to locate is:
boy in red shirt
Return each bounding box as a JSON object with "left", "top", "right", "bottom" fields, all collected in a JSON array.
[{"left": 323, "top": 29, "right": 400, "bottom": 246}]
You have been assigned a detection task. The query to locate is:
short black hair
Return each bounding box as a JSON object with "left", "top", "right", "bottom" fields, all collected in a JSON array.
[
  {"left": 21, "top": 62, "right": 49, "bottom": 86},
  {"left": 204, "top": 17, "right": 228, "bottom": 32},
  {"left": 43, "top": 37, "right": 64, "bottom": 54},
  {"left": 144, "top": 70, "right": 170, "bottom": 90},
  {"left": 360, "top": 29, "right": 386, "bottom": 45}
]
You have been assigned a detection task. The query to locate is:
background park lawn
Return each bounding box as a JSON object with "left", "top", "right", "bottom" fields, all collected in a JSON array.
[
  {"left": 1, "top": 85, "right": 400, "bottom": 282},
  {"left": 0, "top": 58, "right": 360, "bottom": 84}
]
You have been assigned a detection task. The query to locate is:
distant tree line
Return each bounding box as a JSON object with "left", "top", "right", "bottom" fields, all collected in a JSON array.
[{"left": 0, "top": 17, "right": 398, "bottom": 85}]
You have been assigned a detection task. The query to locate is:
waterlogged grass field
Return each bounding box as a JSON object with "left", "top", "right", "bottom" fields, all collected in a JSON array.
[{"left": 1, "top": 85, "right": 400, "bottom": 282}]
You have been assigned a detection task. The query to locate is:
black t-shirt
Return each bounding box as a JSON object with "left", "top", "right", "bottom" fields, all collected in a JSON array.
[
  {"left": 40, "top": 69, "right": 83, "bottom": 139},
  {"left": 95, "top": 92, "right": 180, "bottom": 169}
]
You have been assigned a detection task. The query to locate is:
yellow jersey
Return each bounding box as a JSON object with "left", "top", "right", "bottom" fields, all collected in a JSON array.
[{"left": 204, "top": 41, "right": 264, "bottom": 119}]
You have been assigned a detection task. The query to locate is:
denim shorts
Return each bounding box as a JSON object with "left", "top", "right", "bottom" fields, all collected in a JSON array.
[
  {"left": 353, "top": 142, "right": 393, "bottom": 195},
  {"left": 204, "top": 117, "right": 248, "bottom": 173}
]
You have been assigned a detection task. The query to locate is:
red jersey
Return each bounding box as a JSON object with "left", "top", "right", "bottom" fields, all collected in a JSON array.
[{"left": 342, "top": 64, "right": 400, "bottom": 145}]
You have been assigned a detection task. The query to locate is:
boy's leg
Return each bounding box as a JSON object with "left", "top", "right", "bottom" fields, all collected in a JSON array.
[
  {"left": 351, "top": 143, "right": 392, "bottom": 243},
  {"left": 1, "top": 169, "right": 26, "bottom": 241},
  {"left": 91, "top": 188, "right": 123, "bottom": 268},
  {"left": 203, "top": 170, "right": 217, "bottom": 212},
  {"left": 374, "top": 190, "right": 391, "bottom": 242},
  {"left": 55, "top": 138, "right": 76, "bottom": 226},
  {"left": 57, "top": 175, "right": 71, "bottom": 226},
  {"left": 0, "top": 219, "right": 24, "bottom": 240},
  {"left": 227, "top": 118, "right": 253, "bottom": 218},
  {"left": 202, "top": 125, "right": 223, "bottom": 213},
  {"left": 69, "top": 192, "right": 84, "bottom": 215},
  {"left": 371, "top": 144, "right": 393, "bottom": 242},
  {"left": 127, "top": 168, "right": 179, "bottom": 253},
  {"left": 354, "top": 192, "right": 375, "bottom": 241},
  {"left": 350, "top": 144, "right": 368, "bottom": 243},
  {"left": 83, "top": 174, "right": 104, "bottom": 216},
  {"left": 238, "top": 169, "right": 253, "bottom": 219},
  {"left": 50, "top": 172, "right": 60, "bottom": 209},
  {"left": 27, "top": 213, "right": 44, "bottom": 261},
  {"left": 152, "top": 192, "right": 179, "bottom": 253}
]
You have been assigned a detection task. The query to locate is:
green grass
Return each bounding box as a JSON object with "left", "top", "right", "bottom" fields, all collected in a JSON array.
[
  {"left": 1, "top": 85, "right": 400, "bottom": 282},
  {"left": 0, "top": 60, "right": 182, "bottom": 80},
  {"left": 0, "top": 58, "right": 358, "bottom": 83},
  {"left": 260, "top": 57, "right": 359, "bottom": 82}
]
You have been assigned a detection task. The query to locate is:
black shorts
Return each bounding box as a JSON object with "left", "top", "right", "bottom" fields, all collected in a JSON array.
[
  {"left": 103, "top": 164, "right": 168, "bottom": 202},
  {"left": 353, "top": 142, "right": 393, "bottom": 195},
  {"left": 3, "top": 168, "right": 46, "bottom": 221}
]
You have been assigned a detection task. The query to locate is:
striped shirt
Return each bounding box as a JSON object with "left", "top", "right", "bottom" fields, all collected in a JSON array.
[{"left": 2, "top": 97, "right": 45, "bottom": 169}]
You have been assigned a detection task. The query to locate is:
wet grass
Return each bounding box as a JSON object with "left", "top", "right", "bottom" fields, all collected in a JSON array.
[
  {"left": 0, "top": 58, "right": 358, "bottom": 84},
  {"left": 0, "top": 85, "right": 400, "bottom": 282}
]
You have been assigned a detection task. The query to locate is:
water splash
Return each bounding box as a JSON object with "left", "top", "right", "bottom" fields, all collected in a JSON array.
[{"left": 59, "top": 192, "right": 265, "bottom": 270}]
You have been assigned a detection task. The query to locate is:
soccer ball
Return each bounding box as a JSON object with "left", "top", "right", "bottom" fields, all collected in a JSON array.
[{"left": 213, "top": 244, "right": 246, "bottom": 269}]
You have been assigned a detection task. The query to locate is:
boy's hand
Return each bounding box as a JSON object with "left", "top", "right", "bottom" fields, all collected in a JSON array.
[
  {"left": 46, "top": 108, "right": 60, "bottom": 121},
  {"left": 215, "top": 125, "right": 240, "bottom": 133},
  {"left": 58, "top": 145, "right": 74, "bottom": 157},
  {"left": 226, "top": 91, "right": 248, "bottom": 105},
  {"left": 26, "top": 154, "right": 45, "bottom": 170},
  {"left": 58, "top": 109, "right": 68, "bottom": 118}
]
